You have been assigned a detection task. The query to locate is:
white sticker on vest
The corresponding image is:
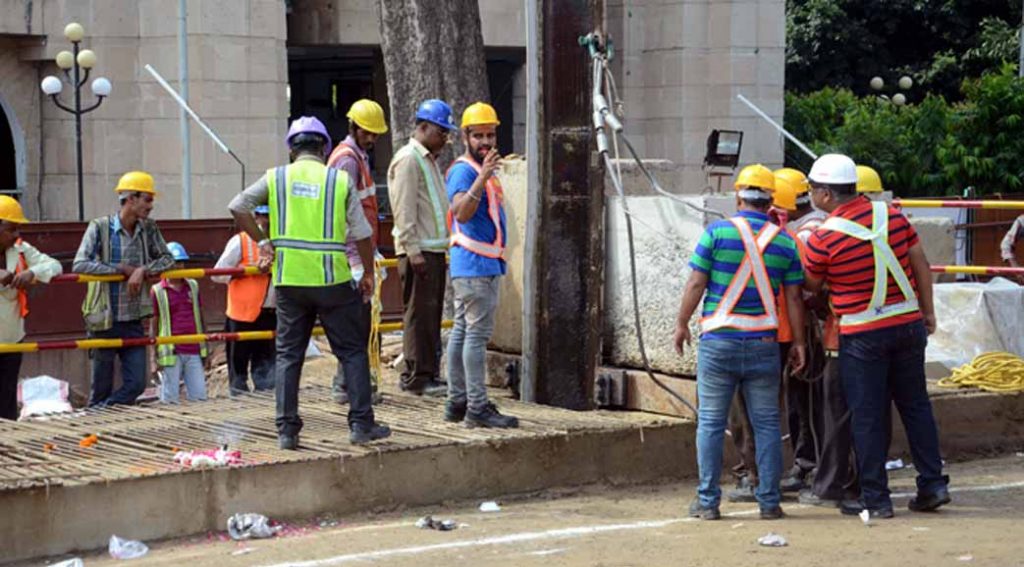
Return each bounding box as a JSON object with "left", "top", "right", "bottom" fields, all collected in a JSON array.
[{"left": 290, "top": 181, "right": 321, "bottom": 199}]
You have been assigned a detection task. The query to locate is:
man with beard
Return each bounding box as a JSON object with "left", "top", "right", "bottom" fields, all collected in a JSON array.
[
  {"left": 328, "top": 99, "right": 388, "bottom": 405},
  {"left": 442, "top": 102, "right": 517, "bottom": 428}
]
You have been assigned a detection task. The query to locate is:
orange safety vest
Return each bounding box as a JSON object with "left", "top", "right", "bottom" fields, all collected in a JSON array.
[
  {"left": 225, "top": 232, "right": 270, "bottom": 323},
  {"left": 13, "top": 239, "right": 28, "bottom": 318},
  {"left": 701, "top": 219, "right": 782, "bottom": 333},
  {"left": 328, "top": 141, "right": 380, "bottom": 246},
  {"left": 445, "top": 156, "right": 505, "bottom": 259}
]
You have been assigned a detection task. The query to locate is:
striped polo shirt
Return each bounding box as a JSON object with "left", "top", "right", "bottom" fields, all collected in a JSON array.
[
  {"left": 689, "top": 211, "right": 804, "bottom": 340},
  {"left": 803, "top": 196, "right": 922, "bottom": 335}
]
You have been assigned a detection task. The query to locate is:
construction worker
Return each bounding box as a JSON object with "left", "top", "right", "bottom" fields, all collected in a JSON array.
[
  {"left": 674, "top": 164, "right": 807, "bottom": 521},
  {"left": 443, "top": 102, "right": 517, "bottom": 428},
  {"left": 856, "top": 165, "right": 885, "bottom": 201},
  {"left": 387, "top": 99, "right": 456, "bottom": 397},
  {"left": 228, "top": 116, "right": 390, "bottom": 448},
  {"left": 0, "top": 196, "right": 62, "bottom": 420},
  {"left": 74, "top": 171, "right": 175, "bottom": 407},
  {"left": 327, "top": 99, "right": 388, "bottom": 405},
  {"left": 213, "top": 205, "right": 276, "bottom": 395},
  {"left": 803, "top": 153, "right": 949, "bottom": 518},
  {"left": 151, "top": 242, "right": 208, "bottom": 404}
]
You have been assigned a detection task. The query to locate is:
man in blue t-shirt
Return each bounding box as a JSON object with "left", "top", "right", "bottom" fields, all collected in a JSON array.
[{"left": 443, "top": 102, "right": 517, "bottom": 428}]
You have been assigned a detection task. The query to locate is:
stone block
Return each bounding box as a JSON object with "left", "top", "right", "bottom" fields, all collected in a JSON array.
[
  {"left": 248, "top": 81, "right": 286, "bottom": 118},
  {"left": 757, "top": 48, "right": 785, "bottom": 87},
  {"left": 729, "top": 3, "right": 759, "bottom": 48},
  {"left": 680, "top": 52, "right": 709, "bottom": 86},
  {"left": 706, "top": 51, "right": 732, "bottom": 86},
  {"left": 757, "top": 0, "right": 786, "bottom": 48},
  {"left": 708, "top": 2, "right": 733, "bottom": 49},
  {"left": 91, "top": 0, "right": 139, "bottom": 37},
  {"left": 97, "top": 119, "right": 143, "bottom": 176},
  {"left": 247, "top": 37, "right": 285, "bottom": 82},
  {"left": 729, "top": 51, "right": 758, "bottom": 85},
  {"left": 200, "top": 37, "right": 249, "bottom": 83},
  {"left": 252, "top": 0, "right": 287, "bottom": 40},
  {"left": 657, "top": 50, "right": 685, "bottom": 87},
  {"left": 139, "top": 0, "right": 176, "bottom": 37},
  {"left": 195, "top": 0, "right": 249, "bottom": 37},
  {"left": 137, "top": 36, "right": 179, "bottom": 85},
  {"left": 682, "top": 2, "right": 710, "bottom": 48},
  {"left": 141, "top": 118, "right": 183, "bottom": 175},
  {"left": 488, "top": 159, "right": 527, "bottom": 352}
]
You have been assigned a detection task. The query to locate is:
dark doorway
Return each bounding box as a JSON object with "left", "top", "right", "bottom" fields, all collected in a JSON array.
[{"left": 0, "top": 101, "right": 16, "bottom": 193}]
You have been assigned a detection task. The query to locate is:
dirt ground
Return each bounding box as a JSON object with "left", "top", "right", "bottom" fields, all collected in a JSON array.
[{"left": 51, "top": 453, "right": 1024, "bottom": 567}]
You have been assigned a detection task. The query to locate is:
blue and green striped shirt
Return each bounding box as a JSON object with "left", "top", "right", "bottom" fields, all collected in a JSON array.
[{"left": 688, "top": 211, "right": 804, "bottom": 340}]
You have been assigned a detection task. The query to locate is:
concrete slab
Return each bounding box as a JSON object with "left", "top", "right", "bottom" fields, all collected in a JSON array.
[{"left": 0, "top": 386, "right": 693, "bottom": 563}]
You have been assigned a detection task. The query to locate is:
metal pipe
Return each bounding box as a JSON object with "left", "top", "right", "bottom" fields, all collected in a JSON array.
[
  {"left": 73, "top": 41, "right": 84, "bottom": 221},
  {"left": 51, "top": 265, "right": 264, "bottom": 283},
  {"left": 178, "top": 0, "right": 192, "bottom": 218},
  {"left": 520, "top": 0, "right": 540, "bottom": 403},
  {"left": 736, "top": 93, "right": 818, "bottom": 160},
  {"left": 930, "top": 265, "right": 1024, "bottom": 276},
  {"left": 895, "top": 199, "right": 1024, "bottom": 209}
]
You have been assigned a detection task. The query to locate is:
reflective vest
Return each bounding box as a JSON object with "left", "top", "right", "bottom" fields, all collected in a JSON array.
[
  {"left": 328, "top": 141, "right": 380, "bottom": 246},
  {"left": 225, "top": 232, "right": 270, "bottom": 323},
  {"left": 13, "top": 239, "right": 28, "bottom": 318},
  {"left": 267, "top": 160, "right": 352, "bottom": 287},
  {"left": 153, "top": 279, "right": 207, "bottom": 367},
  {"left": 446, "top": 157, "right": 505, "bottom": 259},
  {"left": 701, "top": 219, "right": 782, "bottom": 333},
  {"left": 820, "top": 200, "right": 919, "bottom": 331},
  {"left": 391, "top": 142, "right": 448, "bottom": 252}
]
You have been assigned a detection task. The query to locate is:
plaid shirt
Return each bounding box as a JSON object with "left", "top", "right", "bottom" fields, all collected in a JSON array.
[{"left": 73, "top": 214, "right": 174, "bottom": 322}]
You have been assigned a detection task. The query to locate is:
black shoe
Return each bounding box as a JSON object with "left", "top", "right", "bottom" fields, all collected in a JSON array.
[
  {"left": 445, "top": 400, "right": 467, "bottom": 422},
  {"left": 465, "top": 403, "right": 519, "bottom": 428},
  {"left": 400, "top": 381, "right": 447, "bottom": 397},
  {"left": 349, "top": 423, "right": 392, "bottom": 445},
  {"left": 726, "top": 477, "right": 758, "bottom": 503},
  {"left": 333, "top": 391, "right": 349, "bottom": 404},
  {"left": 371, "top": 390, "right": 384, "bottom": 405},
  {"left": 760, "top": 506, "right": 784, "bottom": 520},
  {"left": 278, "top": 434, "right": 299, "bottom": 450},
  {"left": 780, "top": 466, "right": 809, "bottom": 493},
  {"left": 840, "top": 501, "right": 894, "bottom": 519},
  {"left": 798, "top": 489, "right": 840, "bottom": 508},
  {"left": 908, "top": 487, "right": 951, "bottom": 512},
  {"left": 688, "top": 497, "right": 721, "bottom": 520}
]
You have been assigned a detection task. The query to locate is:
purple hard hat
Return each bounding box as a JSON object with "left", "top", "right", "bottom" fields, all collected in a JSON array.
[{"left": 286, "top": 116, "right": 332, "bottom": 152}]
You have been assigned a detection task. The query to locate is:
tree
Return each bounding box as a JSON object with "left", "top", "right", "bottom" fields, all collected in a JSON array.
[{"left": 376, "top": 0, "right": 490, "bottom": 160}]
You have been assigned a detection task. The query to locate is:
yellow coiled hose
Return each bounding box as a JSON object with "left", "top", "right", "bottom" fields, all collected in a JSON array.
[{"left": 938, "top": 352, "right": 1024, "bottom": 393}]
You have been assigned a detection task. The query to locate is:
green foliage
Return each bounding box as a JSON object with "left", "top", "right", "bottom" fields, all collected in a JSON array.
[{"left": 784, "top": 66, "right": 1024, "bottom": 196}]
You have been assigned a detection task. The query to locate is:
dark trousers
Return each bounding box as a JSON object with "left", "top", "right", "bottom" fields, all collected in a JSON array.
[
  {"left": 840, "top": 320, "right": 946, "bottom": 509},
  {"left": 275, "top": 283, "right": 373, "bottom": 436},
  {"left": 810, "top": 354, "right": 859, "bottom": 500},
  {"left": 89, "top": 320, "right": 147, "bottom": 406},
  {"left": 0, "top": 352, "right": 22, "bottom": 420},
  {"left": 786, "top": 368, "right": 817, "bottom": 473},
  {"left": 227, "top": 309, "right": 277, "bottom": 394},
  {"left": 397, "top": 252, "right": 446, "bottom": 390}
]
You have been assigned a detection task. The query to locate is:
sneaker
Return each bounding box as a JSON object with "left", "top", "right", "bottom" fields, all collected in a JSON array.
[
  {"left": 798, "top": 489, "right": 840, "bottom": 508},
  {"left": 445, "top": 400, "right": 467, "bottom": 423},
  {"left": 349, "top": 423, "right": 392, "bottom": 445},
  {"left": 465, "top": 403, "right": 519, "bottom": 429},
  {"left": 688, "top": 497, "right": 721, "bottom": 520},
  {"left": 400, "top": 381, "right": 447, "bottom": 397},
  {"left": 726, "top": 476, "right": 758, "bottom": 503},
  {"left": 840, "top": 501, "right": 894, "bottom": 519},
  {"left": 908, "top": 486, "right": 951, "bottom": 512},
  {"left": 278, "top": 434, "right": 299, "bottom": 450},
  {"left": 760, "top": 506, "right": 784, "bottom": 520},
  {"left": 780, "top": 466, "right": 809, "bottom": 493}
]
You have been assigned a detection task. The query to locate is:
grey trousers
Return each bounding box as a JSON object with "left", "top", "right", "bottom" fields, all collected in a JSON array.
[{"left": 446, "top": 276, "right": 500, "bottom": 412}]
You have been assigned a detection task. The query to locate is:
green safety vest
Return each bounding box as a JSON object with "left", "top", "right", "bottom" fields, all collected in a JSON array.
[
  {"left": 392, "top": 142, "right": 449, "bottom": 251},
  {"left": 267, "top": 160, "right": 352, "bottom": 286},
  {"left": 153, "top": 279, "right": 207, "bottom": 367}
]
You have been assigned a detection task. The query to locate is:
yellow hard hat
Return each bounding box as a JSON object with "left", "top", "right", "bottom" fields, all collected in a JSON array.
[
  {"left": 346, "top": 99, "right": 389, "bottom": 134},
  {"left": 461, "top": 102, "right": 501, "bottom": 129},
  {"left": 734, "top": 164, "right": 775, "bottom": 193},
  {"left": 115, "top": 171, "right": 156, "bottom": 194},
  {"left": 0, "top": 195, "right": 29, "bottom": 224},
  {"left": 772, "top": 168, "right": 809, "bottom": 212},
  {"left": 856, "top": 165, "right": 883, "bottom": 193}
]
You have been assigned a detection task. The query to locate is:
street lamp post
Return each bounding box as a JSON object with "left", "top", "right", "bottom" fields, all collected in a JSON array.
[{"left": 39, "top": 22, "right": 113, "bottom": 221}]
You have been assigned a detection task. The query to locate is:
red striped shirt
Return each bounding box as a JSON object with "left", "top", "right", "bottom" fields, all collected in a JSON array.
[{"left": 803, "top": 197, "right": 922, "bottom": 334}]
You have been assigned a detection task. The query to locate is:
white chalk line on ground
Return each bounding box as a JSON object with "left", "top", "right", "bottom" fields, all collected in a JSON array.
[{"left": 259, "top": 480, "right": 1024, "bottom": 567}]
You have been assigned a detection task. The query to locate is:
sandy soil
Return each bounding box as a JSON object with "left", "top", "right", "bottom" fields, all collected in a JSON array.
[{"left": 54, "top": 454, "right": 1024, "bottom": 567}]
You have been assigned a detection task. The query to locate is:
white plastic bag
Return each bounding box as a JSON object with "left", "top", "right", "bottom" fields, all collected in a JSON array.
[
  {"left": 227, "top": 513, "right": 281, "bottom": 540},
  {"left": 18, "top": 375, "right": 72, "bottom": 419},
  {"left": 108, "top": 535, "right": 149, "bottom": 560},
  {"left": 50, "top": 559, "right": 84, "bottom": 567}
]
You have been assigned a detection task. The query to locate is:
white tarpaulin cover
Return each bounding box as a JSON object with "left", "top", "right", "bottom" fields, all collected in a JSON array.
[{"left": 927, "top": 278, "right": 1024, "bottom": 368}]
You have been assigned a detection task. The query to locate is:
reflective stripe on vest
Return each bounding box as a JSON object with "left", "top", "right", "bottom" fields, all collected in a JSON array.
[
  {"left": 266, "top": 160, "right": 352, "bottom": 287},
  {"left": 391, "top": 143, "right": 448, "bottom": 251},
  {"left": 329, "top": 143, "right": 377, "bottom": 200},
  {"left": 225, "top": 232, "right": 270, "bottom": 323},
  {"left": 13, "top": 239, "right": 28, "bottom": 318},
  {"left": 820, "top": 200, "right": 919, "bottom": 330},
  {"left": 154, "top": 279, "right": 207, "bottom": 367},
  {"left": 700, "top": 219, "right": 782, "bottom": 333},
  {"left": 445, "top": 157, "right": 505, "bottom": 259}
]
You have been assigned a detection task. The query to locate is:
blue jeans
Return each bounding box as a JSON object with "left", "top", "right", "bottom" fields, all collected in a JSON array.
[
  {"left": 697, "top": 338, "right": 783, "bottom": 509},
  {"left": 160, "top": 354, "right": 207, "bottom": 403},
  {"left": 89, "top": 320, "right": 147, "bottom": 406},
  {"left": 840, "top": 320, "right": 946, "bottom": 510},
  {"left": 446, "top": 276, "right": 500, "bottom": 412}
]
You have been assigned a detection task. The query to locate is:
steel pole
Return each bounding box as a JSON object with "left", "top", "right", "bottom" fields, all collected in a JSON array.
[
  {"left": 73, "top": 41, "right": 84, "bottom": 221},
  {"left": 178, "top": 0, "right": 193, "bottom": 218}
]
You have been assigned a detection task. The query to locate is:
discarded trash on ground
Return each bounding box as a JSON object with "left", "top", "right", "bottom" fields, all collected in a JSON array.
[
  {"left": 913, "top": 526, "right": 931, "bottom": 532},
  {"left": 730, "top": 522, "right": 745, "bottom": 529},
  {"left": 18, "top": 375, "right": 73, "bottom": 419},
  {"left": 885, "top": 458, "right": 905, "bottom": 471},
  {"left": 50, "top": 558, "right": 85, "bottom": 567},
  {"left": 479, "top": 501, "right": 501, "bottom": 512},
  {"left": 231, "top": 547, "right": 257, "bottom": 556},
  {"left": 959, "top": 555, "right": 974, "bottom": 562},
  {"left": 227, "top": 513, "right": 281, "bottom": 540},
  {"left": 79, "top": 434, "right": 99, "bottom": 448},
  {"left": 757, "top": 533, "right": 788, "bottom": 547},
  {"left": 108, "top": 535, "right": 149, "bottom": 560},
  {"left": 415, "top": 515, "right": 458, "bottom": 531},
  {"left": 859, "top": 509, "right": 872, "bottom": 526},
  {"left": 174, "top": 446, "right": 243, "bottom": 468}
]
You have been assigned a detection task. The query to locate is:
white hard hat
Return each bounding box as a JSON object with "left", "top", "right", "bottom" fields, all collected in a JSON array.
[{"left": 808, "top": 153, "right": 858, "bottom": 185}]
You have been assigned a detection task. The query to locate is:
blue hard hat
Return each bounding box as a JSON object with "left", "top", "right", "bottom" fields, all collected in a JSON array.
[
  {"left": 415, "top": 99, "right": 458, "bottom": 131},
  {"left": 254, "top": 205, "right": 270, "bottom": 215},
  {"left": 166, "top": 241, "right": 189, "bottom": 261}
]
